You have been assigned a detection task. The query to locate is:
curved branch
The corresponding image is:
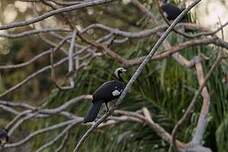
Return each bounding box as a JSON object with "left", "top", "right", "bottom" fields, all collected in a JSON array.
[{"left": 0, "top": 0, "right": 115, "bottom": 30}]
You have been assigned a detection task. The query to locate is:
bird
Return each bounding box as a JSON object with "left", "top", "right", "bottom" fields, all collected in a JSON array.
[
  {"left": 160, "top": 0, "right": 194, "bottom": 34},
  {"left": 0, "top": 129, "right": 9, "bottom": 147},
  {"left": 84, "top": 67, "right": 126, "bottom": 123},
  {"left": 160, "top": 0, "right": 187, "bottom": 22}
]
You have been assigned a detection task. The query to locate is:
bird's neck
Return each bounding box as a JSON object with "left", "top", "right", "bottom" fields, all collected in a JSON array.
[{"left": 117, "top": 73, "right": 124, "bottom": 82}]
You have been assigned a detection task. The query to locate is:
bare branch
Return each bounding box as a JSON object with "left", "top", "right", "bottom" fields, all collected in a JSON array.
[
  {"left": 0, "top": 28, "right": 70, "bottom": 39},
  {"left": 0, "top": 0, "right": 116, "bottom": 30},
  {"left": 171, "top": 54, "right": 222, "bottom": 151}
]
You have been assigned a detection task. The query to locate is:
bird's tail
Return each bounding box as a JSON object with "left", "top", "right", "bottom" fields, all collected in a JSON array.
[{"left": 83, "top": 100, "right": 103, "bottom": 123}]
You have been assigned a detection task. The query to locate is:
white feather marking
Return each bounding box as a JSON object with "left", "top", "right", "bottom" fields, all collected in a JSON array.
[
  {"left": 112, "top": 90, "right": 121, "bottom": 96},
  {"left": 163, "top": 12, "right": 168, "bottom": 18}
]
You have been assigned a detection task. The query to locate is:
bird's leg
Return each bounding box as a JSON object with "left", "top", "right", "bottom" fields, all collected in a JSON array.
[{"left": 105, "top": 102, "right": 109, "bottom": 112}]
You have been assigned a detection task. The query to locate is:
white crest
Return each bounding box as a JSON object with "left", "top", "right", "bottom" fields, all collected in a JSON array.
[{"left": 114, "top": 67, "right": 126, "bottom": 78}]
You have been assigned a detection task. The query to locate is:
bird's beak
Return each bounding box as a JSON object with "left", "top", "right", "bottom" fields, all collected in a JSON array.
[{"left": 122, "top": 68, "right": 127, "bottom": 72}]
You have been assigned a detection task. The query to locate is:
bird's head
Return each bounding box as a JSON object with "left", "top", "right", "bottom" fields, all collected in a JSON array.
[
  {"left": 114, "top": 67, "right": 126, "bottom": 81},
  {"left": 0, "top": 129, "right": 9, "bottom": 146}
]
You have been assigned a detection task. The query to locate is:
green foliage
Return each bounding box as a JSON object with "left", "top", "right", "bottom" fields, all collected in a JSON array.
[
  {"left": 3, "top": 35, "right": 227, "bottom": 152},
  {"left": 1, "top": 1, "right": 228, "bottom": 151},
  {"left": 216, "top": 114, "right": 228, "bottom": 152}
]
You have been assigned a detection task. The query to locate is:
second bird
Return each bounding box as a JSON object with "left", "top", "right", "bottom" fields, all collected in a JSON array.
[
  {"left": 160, "top": 0, "right": 187, "bottom": 22},
  {"left": 84, "top": 67, "right": 126, "bottom": 123},
  {"left": 0, "top": 128, "right": 9, "bottom": 147}
]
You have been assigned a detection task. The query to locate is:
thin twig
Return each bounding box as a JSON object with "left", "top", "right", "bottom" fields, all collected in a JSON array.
[{"left": 0, "top": 0, "right": 115, "bottom": 30}]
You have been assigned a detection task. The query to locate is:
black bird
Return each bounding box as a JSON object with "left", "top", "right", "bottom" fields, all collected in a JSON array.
[
  {"left": 160, "top": 0, "right": 187, "bottom": 22},
  {"left": 0, "top": 129, "right": 9, "bottom": 146},
  {"left": 84, "top": 67, "right": 126, "bottom": 123}
]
